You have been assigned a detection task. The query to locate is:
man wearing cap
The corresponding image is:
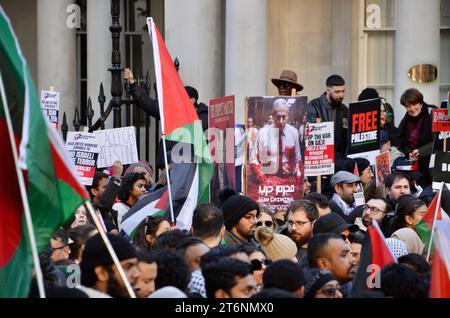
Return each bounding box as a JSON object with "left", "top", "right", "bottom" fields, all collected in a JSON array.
[
  {"left": 79, "top": 233, "right": 140, "bottom": 298},
  {"left": 271, "top": 69, "right": 304, "bottom": 96},
  {"left": 307, "top": 75, "right": 348, "bottom": 160},
  {"left": 312, "top": 213, "right": 359, "bottom": 241},
  {"left": 249, "top": 98, "right": 302, "bottom": 183},
  {"left": 330, "top": 171, "right": 361, "bottom": 219},
  {"left": 222, "top": 194, "right": 260, "bottom": 247}
]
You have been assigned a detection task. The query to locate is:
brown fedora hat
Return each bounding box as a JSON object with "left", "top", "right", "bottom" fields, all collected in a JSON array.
[{"left": 271, "top": 69, "right": 303, "bottom": 92}]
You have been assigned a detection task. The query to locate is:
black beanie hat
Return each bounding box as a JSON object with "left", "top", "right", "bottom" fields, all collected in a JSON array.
[
  {"left": 222, "top": 194, "right": 260, "bottom": 230},
  {"left": 80, "top": 233, "right": 136, "bottom": 271},
  {"left": 358, "top": 87, "right": 379, "bottom": 101},
  {"left": 303, "top": 269, "right": 337, "bottom": 298},
  {"left": 263, "top": 259, "right": 305, "bottom": 292}
]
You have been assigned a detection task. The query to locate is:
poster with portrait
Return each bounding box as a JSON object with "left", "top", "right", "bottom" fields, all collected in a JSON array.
[
  {"left": 208, "top": 95, "right": 236, "bottom": 206},
  {"left": 245, "top": 96, "right": 307, "bottom": 211},
  {"left": 347, "top": 98, "right": 381, "bottom": 165},
  {"left": 375, "top": 151, "right": 391, "bottom": 187}
]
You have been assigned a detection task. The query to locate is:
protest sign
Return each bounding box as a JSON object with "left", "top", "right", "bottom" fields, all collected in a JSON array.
[
  {"left": 432, "top": 151, "right": 450, "bottom": 191},
  {"left": 431, "top": 109, "right": 450, "bottom": 132},
  {"left": 66, "top": 132, "right": 100, "bottom": 185},
  {"left": 208, "top": 95, "right": 236, "bottom": 205},
  {"left": 347, "top": 98, "right": 381, "bottom": 164},
  {"left": 375, "top": 151, "right": 391, "bottom": 187},
  {"left": 245, "top": 96, "right": 307, "bottom": 210},
  {"left": 95, "top": 126, "right": 139, "bottom": 168},
  {"left": 430, "top": 131, "right": 450, "bottom": 169},
  {"left": 304, "top": 121, "right": 335, "bottom": 176},
  {"left": 40, "top": 90, "right": 59, "bottom": 129}
]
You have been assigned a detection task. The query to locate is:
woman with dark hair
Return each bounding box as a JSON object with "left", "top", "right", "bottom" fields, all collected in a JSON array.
[
  {"left": 113, "top": 172, "right": 147, "bottom": 229},
  {"left": 132, "top": 215, "right": 171, "bottom": 250},
  {"left": 398, "top": 88, "right": 436, "bottom": 188},
  {"left": 389, "top": 195, "right": 426, "bottom": 255}
]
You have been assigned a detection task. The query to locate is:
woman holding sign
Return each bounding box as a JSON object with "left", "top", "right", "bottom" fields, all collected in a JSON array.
[{"left": 398, "top": 88, "right": 436, "bottom": 188}]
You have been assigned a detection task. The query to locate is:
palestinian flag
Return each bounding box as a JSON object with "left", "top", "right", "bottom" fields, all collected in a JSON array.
[
  {"left": 146, "top": 18, "right": 212, "bottom": 225},
  {"left": 121, "top": 162, "right": 200, "bottom": 235},
  {"left": 0, "top": 8, "right": 89, "bottom": 297},
  {"left": 351, "top": 220, "right": 396, "bottom": 296},
  {"left": 394, "top": 158, "right": 419, "bottom": 171},
  {"left": 121, "top": 187, "right": 168, "bottom": 237},
  {"left": 415, "top": 185, "right": 450, "bottom": 258},
  {"left": 430, "top": 219, "right": 450, "bottom": 298}
]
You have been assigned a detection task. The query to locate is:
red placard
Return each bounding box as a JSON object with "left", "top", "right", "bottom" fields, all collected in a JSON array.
[{"left": 432, "top": 109, "right": 450, "bottom": 132}]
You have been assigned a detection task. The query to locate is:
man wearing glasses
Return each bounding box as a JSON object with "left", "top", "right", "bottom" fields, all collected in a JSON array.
[
  {"left": 358, "top": 197, "right": 392, "bottom": 236},
  {"left": 286, "top": 199, "right": 319, "bottom": 260}
]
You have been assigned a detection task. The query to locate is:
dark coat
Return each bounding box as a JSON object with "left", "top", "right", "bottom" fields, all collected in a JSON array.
[
  {"left": 398, "top": 102, "right": 436, "bottom": 187},
  {"left": 307, "top": 93, "right": 349, "bottom": 160}
]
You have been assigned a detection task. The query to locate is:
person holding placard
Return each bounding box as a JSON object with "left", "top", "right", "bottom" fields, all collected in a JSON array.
[{"left": 398, "top": 88, "right": 436, "bottom": 188}]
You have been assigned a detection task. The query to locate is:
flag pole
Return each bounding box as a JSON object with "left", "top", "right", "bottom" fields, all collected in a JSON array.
[
  {"left": 427, "top": 181, "right": 444, "bottom": 262},
  {"left": 161, "top": 134, "right": 176, "bottom": 225},
  {"left": 0, "top": 73, "right": 46, "bottom": 298},
  {"left": 85, "top": 201, "right": 136, "bottom": 298}
]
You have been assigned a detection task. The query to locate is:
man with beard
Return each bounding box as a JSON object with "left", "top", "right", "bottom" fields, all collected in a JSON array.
[
  {"left": 307, "top": 75, "right": 348, "bottom": 160},
  {"left": 286, "top": 199, "right": 319, "bottom": 260},
  {"left": 330, "top": 171, "right": 361, "bottom": 219},
  {"left": 358, "top": 197, "right": 392, "bottom": 236},
  {"left": 79, "top": 233, "right": 140, "bottom": 298},
  {"left": 222, "top": 194, "right": 260, "bottom": 248},
  {"left": 308, "top": 233, "right": 356, "bottom": 294}
]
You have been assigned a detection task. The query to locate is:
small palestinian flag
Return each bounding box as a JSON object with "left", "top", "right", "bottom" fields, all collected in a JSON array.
[{"left": 429, "top": 219, "right": 450, "bottom": 298}]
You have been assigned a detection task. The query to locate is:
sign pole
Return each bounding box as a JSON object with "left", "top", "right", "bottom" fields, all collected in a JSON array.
[{"left": 316, "top": 118, "right": 322, "bottom": 193}]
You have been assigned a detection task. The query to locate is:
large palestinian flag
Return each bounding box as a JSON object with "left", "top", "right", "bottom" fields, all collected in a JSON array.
[
  {"left": 145, "top": 18, "right": 212, "bottom": 226},
  {"left": 351, "top": 220, "right": 396, "bottom": 296},
  {"left": 0, "top": 7, "right": 89, "bottom": 297}
]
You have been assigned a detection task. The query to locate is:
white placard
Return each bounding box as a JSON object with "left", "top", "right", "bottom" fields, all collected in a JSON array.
[{"left": 95, "top": 126, "right": 139, "bottom": 168}]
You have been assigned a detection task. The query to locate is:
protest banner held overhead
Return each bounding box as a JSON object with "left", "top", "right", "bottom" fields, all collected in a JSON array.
[
  {"left": 208, "top": 95, "right": 236, "bottom": 205},
  {"left": 66, "top": 131, "right": 100, "bottom": 186},
  {"left": 246, "top": 96, "right": 307, "bottom": 210},
  {"left": 304, "top": 121, "right": 335, "bottom": 176},
  {"left": 375, "top": 151, "right": 391, "bottom": 187},
  {"left": 347, "top": 98, "right": 381, "bottom": 164},
  {"left": 40, "top": 89, "right": 59, "bottom": 129},
  {"left": 95, "top": 126, "right": 139, "bottom": 168}
]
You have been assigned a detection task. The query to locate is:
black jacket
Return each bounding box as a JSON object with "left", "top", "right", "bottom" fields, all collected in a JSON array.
[
  {"left": 307, "top": 93, "right": 349, "bottom": 160},
  {"left": 129, "top": 82, "right": 208, "bottom": 170},
  {"left": 398, "top": 102, "right": 436, "bottom": 187}
]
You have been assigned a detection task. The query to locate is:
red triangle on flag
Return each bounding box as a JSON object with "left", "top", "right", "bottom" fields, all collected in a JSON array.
[
  {"left": 353, "top": 162, "right": 359, "bottom": 176},
  {"left": 148, "top": 18, "right": 199, "bottom": 136},
  {"left": 155, "top": 190, "right": 169, "bottom": 210},
  {"left": 368, "top": 220, "right": 396, "bottom": 268},
  {"left": 422, "top": 191, "right": 442, "bottom": 228}
]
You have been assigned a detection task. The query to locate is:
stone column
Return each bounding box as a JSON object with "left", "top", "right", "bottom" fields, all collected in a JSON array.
[
  {"left": 165, "top": 0, "right": 223, "bottom": 105},
  {"left": 37, "top": 0, "right": 76, "bottom": 131},
  {"left": 87, "top": 0, "right": 112, "bottom": 128},
  {"left": 225, "top": 0, "right": 267, "bottom": 124},
  {"left": 394, "top": 0, "right": 440, "bottom": 124}
]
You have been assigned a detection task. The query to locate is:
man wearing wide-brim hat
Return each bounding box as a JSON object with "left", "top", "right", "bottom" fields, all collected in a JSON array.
[{"left": 271, "top": 69, "right": 304, "bottom": 96}]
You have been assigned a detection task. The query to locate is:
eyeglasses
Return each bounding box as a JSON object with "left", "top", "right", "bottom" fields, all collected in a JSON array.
[
  {"left": 251, "top": 258, "right": 272, "bottom": 271},
  {"left": 256, "top": 220, "right": 274, "bottom": 228},
  {"left": 362, "top": 205, "right": 385, "bottom": 215},
  {"left": 319, "top": 285, "right": 343, "bottom": 298},
  {"left": 287, "top": 220, "right": 311, "bottom": 228},
  {"left": 340, "top": 234, "right": 351, "bottom": 242},
  {"left": 51, "top": 244, "right": 68, "bottom": 252}
]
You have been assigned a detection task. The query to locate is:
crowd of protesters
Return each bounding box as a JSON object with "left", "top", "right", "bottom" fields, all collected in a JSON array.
[{"left": 29, "top": 69, "right": 446, "bottom": 299}]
